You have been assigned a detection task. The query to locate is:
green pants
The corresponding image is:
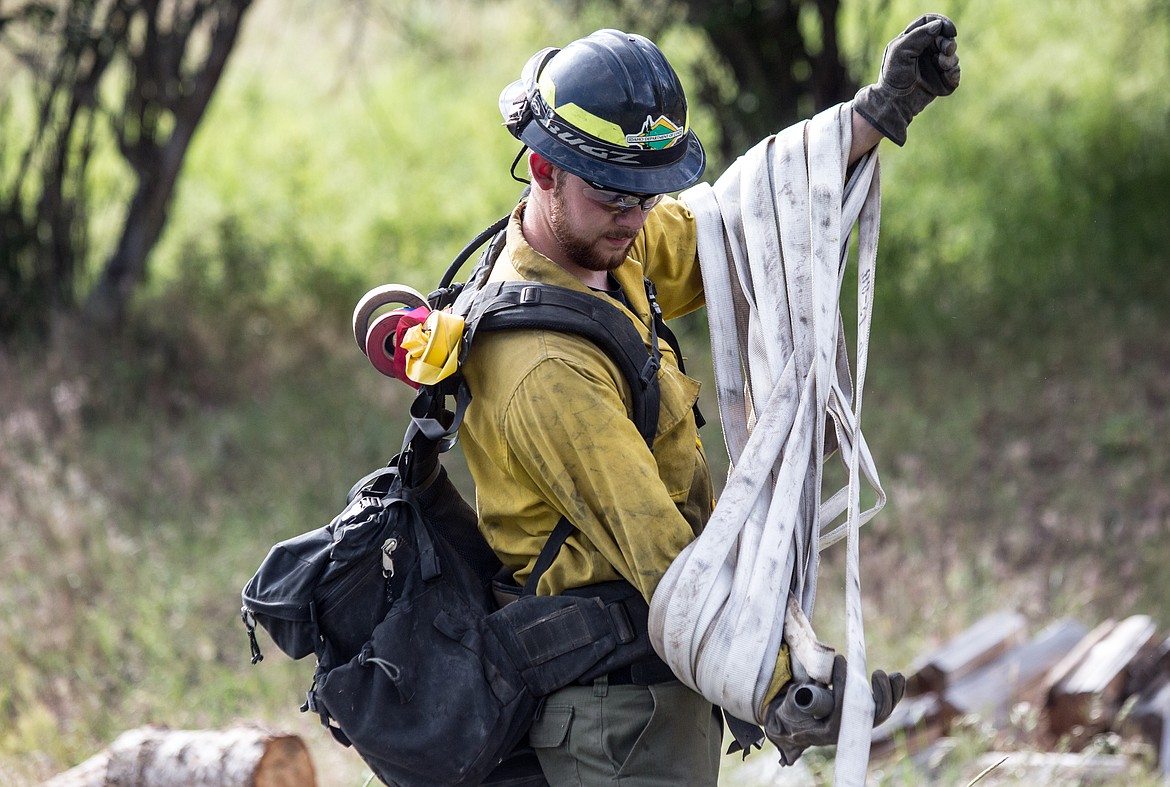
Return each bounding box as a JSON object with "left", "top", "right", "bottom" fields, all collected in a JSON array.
[{"left": 529, "top": 677, "right": 723, "bottom": 786}]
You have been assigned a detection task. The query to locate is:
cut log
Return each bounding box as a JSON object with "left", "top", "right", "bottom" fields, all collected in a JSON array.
[
  {"left": 42, "top": 724, "right": 316, "bottom": 787},
  {"left": 1045, "top": 614, "right": 1159, "bottom": 743},
  {"left": 907, "top": 610, "right": 1028, "bottom": 696},
  {"left": 941, "top": 618, "right": 1089, "bottom": 730}
]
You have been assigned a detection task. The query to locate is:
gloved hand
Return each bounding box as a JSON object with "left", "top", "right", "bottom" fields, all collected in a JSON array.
[
  {"left": 764, "top": 654, "right": 906, "bottom": 766},
  {"left": 853, "top": 14, "right": 961, "bottom": 146}
]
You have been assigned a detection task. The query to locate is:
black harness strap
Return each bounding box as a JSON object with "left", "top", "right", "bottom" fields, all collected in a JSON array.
[
  {"left": 463, "top": 280, "right": 663, "bottom": 446},
  {"left": 521, "top": 516, "right": 575, "bottom": 597}
]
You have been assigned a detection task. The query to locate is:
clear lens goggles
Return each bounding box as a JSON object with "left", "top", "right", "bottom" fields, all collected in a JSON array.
[{"left": 582, "top": 183, "right": 664, "bottom": 213}]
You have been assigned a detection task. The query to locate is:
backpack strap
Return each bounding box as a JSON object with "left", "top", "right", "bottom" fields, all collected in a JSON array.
[
  {"left": 644, "top": 279, "right": 705, "bottom": 429},
  {"left": 462, "top": 280, "right": 663, "bottom": 446},
  {"left": 520, "top": 516, "right": 575, "bottom": 597},
  {"left": 399, "top": 222, "right": 684, "bottom": 608}
]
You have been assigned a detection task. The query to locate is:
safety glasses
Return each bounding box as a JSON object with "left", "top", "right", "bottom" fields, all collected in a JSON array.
[{"left": 582, "top": 183, "right": 664, "bottom": 213}]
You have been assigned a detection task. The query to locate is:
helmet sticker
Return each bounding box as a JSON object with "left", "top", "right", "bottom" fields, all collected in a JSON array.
[{"left": 626, "top": 115, "right": 686, "bottom": 150}]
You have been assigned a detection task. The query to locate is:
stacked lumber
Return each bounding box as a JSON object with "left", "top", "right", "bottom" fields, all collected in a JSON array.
[
  {"left": 905, "top": 610, "right": 1029, "bottom": 697},
  {"left": 873, "top": 610, "right": 1170, "bottom": 778},
  {"left": 944, "top": 619, "right": 1088, "bottom": 729},
  {"left": 1044, "top": 615, "right": 1158, "bottom": 743}
]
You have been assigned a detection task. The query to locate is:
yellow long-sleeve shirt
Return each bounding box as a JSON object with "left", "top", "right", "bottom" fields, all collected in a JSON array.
[
  {"left": 459, "top": 196, "right": 793, "bottom": 702},
  {"left": 459, "top": 196, "right": 711, "bottom": 602}
]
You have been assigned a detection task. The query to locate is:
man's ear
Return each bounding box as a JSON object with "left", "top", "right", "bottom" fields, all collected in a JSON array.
[{"left": 528, "top": 152, "right": 557, "bottom": 192}]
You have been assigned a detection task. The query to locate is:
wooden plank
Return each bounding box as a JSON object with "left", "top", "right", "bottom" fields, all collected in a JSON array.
[
  {"left": 941, "top": 618, "right": 1089, "bottom": 729},
  {"left": 1046, "top": 614, "right": 1159, "bottom": 742},
  {"left": 907, "top": 610, "right": 1028, "bottom": 696},
  {"left": 1040, "top": 618, "right": 1117, "bottom": 696},
  {"left": 1057, "top": 615, "right": 1158, "bottom": 694}
]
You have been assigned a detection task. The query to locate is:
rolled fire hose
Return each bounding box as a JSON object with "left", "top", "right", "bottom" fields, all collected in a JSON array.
[{"left": 649, "top": 103, "right": 886, "bottom": 784}]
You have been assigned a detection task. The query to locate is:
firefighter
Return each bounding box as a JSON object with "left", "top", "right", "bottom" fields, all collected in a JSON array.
[{"left": 462, "top": 19, "right": 959, "bottom": 784}]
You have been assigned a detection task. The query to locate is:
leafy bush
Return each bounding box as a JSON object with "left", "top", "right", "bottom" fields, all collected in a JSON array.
[
  {"left": 859, "top": 0, "right": 1170, "bottom": 341},
  {"left": 151, "top": 1, "right": 608, "bottom": 323},
  {"left": 145, "top": 0, "right": 1170, "bottom": 350}
]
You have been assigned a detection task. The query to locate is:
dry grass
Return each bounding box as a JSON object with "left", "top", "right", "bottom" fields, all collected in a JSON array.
[
  {"left": 2, "top": 304, "right": 1168, "bottom": 784},
  {"left": 855, "top": 308, "right": 1170, "bottom": 666}
]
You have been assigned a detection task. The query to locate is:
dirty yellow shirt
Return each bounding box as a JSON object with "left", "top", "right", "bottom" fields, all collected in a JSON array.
[{"left": 459, "top": 196, "right": 711, "bottom": 603}]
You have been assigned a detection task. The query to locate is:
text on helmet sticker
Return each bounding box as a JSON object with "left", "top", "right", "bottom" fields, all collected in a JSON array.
[{"left": 626, "top": 115, "right": 686, "bottom": 150}]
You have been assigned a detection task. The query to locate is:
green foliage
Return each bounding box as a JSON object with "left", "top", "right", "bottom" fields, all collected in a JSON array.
[
  {"left": 6, "top": 1, "right": 1170, "bottom": 783},
  {"left": 0, "top": 0, "right": 257, "bottom": 335},
  {"left": 145, "top": 0, "right": 743, "bottom": 328},
  {"left": 139, "top": 0, "right": 1170, "bottom": 348},
  {"left": 152, "top": 1, "right": 607, "bottom": 322},
  {"left": 854, "top": 0, "right": 1170, "bottom": 341}
]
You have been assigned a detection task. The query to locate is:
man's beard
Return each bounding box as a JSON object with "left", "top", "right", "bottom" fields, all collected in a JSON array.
[{"left": 549, "top": 173, "right": 637, "bottom": 272}]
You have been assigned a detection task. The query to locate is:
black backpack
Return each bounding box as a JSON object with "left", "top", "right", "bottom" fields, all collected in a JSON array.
[{"left": 241, "top": 214, "right": 683, "bottom": 786}]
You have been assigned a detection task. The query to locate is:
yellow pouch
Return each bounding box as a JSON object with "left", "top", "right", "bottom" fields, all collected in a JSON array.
[
  {"left": 402, "top": 310, "right": 465, "bottom": 385},
  {"left": 760, "top": 643, "right": 794, "bottom": 719}
]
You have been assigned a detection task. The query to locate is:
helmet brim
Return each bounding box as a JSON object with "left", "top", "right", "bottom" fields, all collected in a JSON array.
[{"left": 520, "top": 121, "right": 706, "bottom": 195}]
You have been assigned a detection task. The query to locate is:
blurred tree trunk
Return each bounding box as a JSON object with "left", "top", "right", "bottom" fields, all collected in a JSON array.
[
  {"left": 680, "top": 0, "right": 857, "bottom": 162},
  {"left": 0, "top": 0, "right": 253, "bottom": 339}
]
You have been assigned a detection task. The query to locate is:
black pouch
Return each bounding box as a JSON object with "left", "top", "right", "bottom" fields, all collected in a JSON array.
[
  {"left": 313, "top": 572, "right": 530, "bottom": 786},
  {"left": 308, "top": 476, "right": 624, "bottom": 786},
  {"left": 241, "top": 471, "right": 408, "bottom": 667},
  {"left": 240, "top": 526, "right": 334, "bottom": 661}
]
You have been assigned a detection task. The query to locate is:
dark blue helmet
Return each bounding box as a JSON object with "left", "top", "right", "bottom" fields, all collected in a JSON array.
[{"left": 500, "top": 29, "right": 706, "bottom": 194}]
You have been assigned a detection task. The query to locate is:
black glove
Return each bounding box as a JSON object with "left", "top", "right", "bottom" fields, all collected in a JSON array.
[
  {"left": 764, "top": 654, "right": 906, "bottom": 766},
  {"left": 853, "top": 14, "right": 961, "bottom": 146}
]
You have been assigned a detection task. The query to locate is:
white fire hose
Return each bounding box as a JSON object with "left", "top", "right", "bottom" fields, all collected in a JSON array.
[{"left": 650, "top": 102, "right": 886, "bottom": 784}]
